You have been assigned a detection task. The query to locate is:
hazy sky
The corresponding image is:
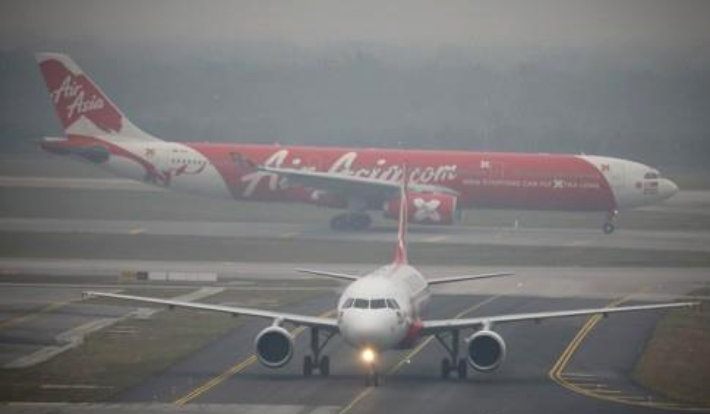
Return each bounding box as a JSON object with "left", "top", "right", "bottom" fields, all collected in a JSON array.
[{"left": 2, "top": 0, "right": 710, "bottom": 52}]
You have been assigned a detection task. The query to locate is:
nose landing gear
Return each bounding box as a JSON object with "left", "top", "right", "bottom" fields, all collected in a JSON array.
[
  {"left": 603, "top": 210, "right": 618, "bottom": 234},
  {"left": 365, "top": 366, "right": 381, "bottom": 387}
]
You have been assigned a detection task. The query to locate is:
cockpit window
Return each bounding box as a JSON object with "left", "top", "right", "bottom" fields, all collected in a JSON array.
[
  {"left": 371, "top": 299, "right": 387, "bottom": 309},
  {"left": 386, "top": 299, "right": 400, "bottom": 309},
  {"left": 354, "top": 299, "right": 369, "bottom": 309},
  {"left": 644, "top": 172, "right": 659, "bottom": 179},
  {"left": 343, "top": 298, "right": 354, "bottom": 308}
]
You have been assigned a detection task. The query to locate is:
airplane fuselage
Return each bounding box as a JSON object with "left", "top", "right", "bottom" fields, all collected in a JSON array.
[
  {"left": 44, "top": 137, "right": 679, "bottom": 215},
  {"left": 337, "top": 263, "right": 430, "bottom": 350}
]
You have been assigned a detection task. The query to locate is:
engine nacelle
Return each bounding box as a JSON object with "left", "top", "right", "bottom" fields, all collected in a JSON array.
[
  {"left": 254, "top": 326, "right": 294, "bottom": 368},
  {"left": 466, "top": 330, "right": 506, "bottom": 372},
  {"left": 383, "top": 192, "right": 459, "bottom": 225}
]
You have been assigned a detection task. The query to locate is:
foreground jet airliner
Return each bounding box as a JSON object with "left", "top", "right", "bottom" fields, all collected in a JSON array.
[
  {"left": 37, "top": 53, "right": 679, "bottom": 233},
  {"left": 86, "top": 169, "right": 696, "bottom": 386}
]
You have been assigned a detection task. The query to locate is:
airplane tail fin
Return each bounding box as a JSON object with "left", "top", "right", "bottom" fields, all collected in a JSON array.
[
  {"left": 35, "top": 52, "right": 160, "bottom": 141},
  {"left": 393, "top": 164, "right": 409, "bottom": 265}
]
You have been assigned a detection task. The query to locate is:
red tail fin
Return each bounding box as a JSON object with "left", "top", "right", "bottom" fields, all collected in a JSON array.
[
  {"left": 393, "top": 164, "right": 409, "bottom": 265},
  {"left": 35, "top": 52, "right": 159, "bottom": 141}
]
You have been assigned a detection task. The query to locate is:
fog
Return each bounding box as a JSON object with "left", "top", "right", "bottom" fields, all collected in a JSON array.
[{"left": 1, "top": 0, "right": 709, "bottom": 167}]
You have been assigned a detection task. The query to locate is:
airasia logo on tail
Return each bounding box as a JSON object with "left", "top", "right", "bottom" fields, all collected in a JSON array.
[
  {"left": 39, "top": 59, "right": 122, "bottom": 134},
  {"left": 51, "top": 76, "right": 105, "bottom": 118}
]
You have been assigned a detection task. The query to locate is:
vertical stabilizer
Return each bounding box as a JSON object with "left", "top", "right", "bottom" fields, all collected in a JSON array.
[
  {"left": 393, "top": 164, "right": 409, "bottom": 265},
  {"left": 35, "top": 52, "right": 160, "bottom": 141}
]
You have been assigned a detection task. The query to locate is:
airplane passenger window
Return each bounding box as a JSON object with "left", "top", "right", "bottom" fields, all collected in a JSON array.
[
  {"left": 371, "top": 299, "right": 386, "bottom": 309},
  {"left": 386, "top": 299, "right": 400, "bottom": 309},
  {"left": 354, "top": 299, "right": 369, "bottom": 309}
]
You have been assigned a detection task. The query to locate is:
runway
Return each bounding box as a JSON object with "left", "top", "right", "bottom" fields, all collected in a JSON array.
[
  {"left": 0, "top": 264, "right": 706, "bottom": 413},
  {"left": 140, "top": 295, "right": 680, "bottom": 414},
  {"left": 0, "top": 160, "right": 708, "bottom": 412},
  {"left": 1, "top": 217, "right": 709, "bottom": 252}
]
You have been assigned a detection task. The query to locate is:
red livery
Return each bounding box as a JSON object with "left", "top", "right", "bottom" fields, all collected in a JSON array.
[{"left": 36, "top": 53, "right": 679, "bottom": 233}]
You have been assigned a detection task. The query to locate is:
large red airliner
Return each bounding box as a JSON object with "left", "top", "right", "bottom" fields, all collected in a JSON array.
[{"left": 36, "top": 53, "right": 678, "bottom": 233}]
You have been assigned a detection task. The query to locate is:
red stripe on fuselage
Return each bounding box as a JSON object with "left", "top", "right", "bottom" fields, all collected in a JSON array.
[
  {"left": 43, "top": 139, "right": 616, "bottom": 213},
  {"left": 185, "top": 144, "right": 616, "bottom": 212}
]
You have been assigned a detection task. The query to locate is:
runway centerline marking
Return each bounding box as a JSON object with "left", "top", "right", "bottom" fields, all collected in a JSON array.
[
  {"left": 0, "top": 299, "right": 73, "bottom": 330},
  {"left": 337, "top": 295, "right": 500, "bottom": 414},
  {"left": 548, "top": 292, "right": 708, "bottom": 412},
  {"left": 174, "top": 308, "right": 335, "bottom": 406}
]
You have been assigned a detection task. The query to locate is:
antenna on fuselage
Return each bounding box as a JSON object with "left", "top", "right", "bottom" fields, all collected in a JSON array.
[{"left": 393, "top": 163, "right": 409, "bottom": 265}]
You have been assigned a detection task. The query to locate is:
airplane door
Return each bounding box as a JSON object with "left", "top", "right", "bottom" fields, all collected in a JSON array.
[{"left": 603, "top": 161, "right": 625, "bottom": 190}]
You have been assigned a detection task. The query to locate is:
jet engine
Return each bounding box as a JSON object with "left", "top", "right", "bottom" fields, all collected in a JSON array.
[
  {"left": 254, "top": 326, "right": 294, "bottom": 368},
  {"left": 383, "top": 192, "right": 459, "bottom": 225},
  {"left": 466, "top": 330, "right": 506, "bottom": 372}
]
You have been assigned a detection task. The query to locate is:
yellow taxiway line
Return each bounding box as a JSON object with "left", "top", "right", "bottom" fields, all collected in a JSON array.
[
  {"left": 549, "top": 294, "right": 709, "bottom": 412},
  {"left": 174, "top": 308, "right": 335, "bottom": 406}
]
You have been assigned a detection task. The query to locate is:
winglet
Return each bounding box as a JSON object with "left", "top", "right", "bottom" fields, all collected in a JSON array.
[{"left": 393, "top": 164, "right": 409, "bottom": 265}]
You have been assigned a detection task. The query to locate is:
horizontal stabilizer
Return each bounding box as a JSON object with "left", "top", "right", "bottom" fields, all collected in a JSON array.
[{"left": 428, "top": 272, "right": 513, "bottom": 285}]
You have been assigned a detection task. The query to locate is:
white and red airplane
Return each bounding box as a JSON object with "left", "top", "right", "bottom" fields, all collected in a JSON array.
[
  {"left": 37, "top": 53, "right": 678, "bottom": 233},
  {"left": 86, "top": 167, "right": 696, "bottom": 386}
]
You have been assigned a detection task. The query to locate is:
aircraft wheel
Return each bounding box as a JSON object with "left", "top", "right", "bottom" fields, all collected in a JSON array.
[
  {"left": 330, "top": 214, "right": 350, "bottom": 231},
  {"left": 440, "top": 358, "right": 451, "bottom": 379},
  {"left": 603, "top": 222, "right": 615, "bottom": 234},
  {"left": 349, "top": 213, "right": 372, "bottom": 231},
  {"left": 303, "top": 356, "right": 313, "bottom": 377},
  {"left": 373, "top": 372, "right": 381, "bottom": 386},
  {"left": 456, "top": 358, "right": 468, "bottom": 380},
  {"left": 364, "top": 370, "right": 381, "bottom": 387},
  {"left": 319, "top": 356, "right": 330, "bottom": 377}
]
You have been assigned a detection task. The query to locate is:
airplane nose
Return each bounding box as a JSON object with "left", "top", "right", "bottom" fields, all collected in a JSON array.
[
  {"left": 659, "top": 179, "right": 679, "bottom": 200},
  {"left": 342, "top": 311, "right": 397, "bottom": 348}
]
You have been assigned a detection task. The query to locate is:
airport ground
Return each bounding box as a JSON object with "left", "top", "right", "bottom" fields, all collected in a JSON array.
[{"left": 0, "top": 154, "right": 709, "bottom": 413}]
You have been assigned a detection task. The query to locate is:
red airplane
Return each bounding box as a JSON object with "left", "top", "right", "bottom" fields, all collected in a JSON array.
[{"left": 36, "top": 53, "right": 679, "bottom": 234}]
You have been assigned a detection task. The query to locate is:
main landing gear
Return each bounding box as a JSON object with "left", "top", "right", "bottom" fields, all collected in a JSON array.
[
  {"left": 435, "top": 330, "right": 467, "bottom": 380},
  {"left": 330, "top": 212, "right": 372, "bottom": 231},
  {"left": 602, "top": 210, "right": 618, "bottom": 234},
  {"left": 303, "top": 327, "right": 335, "bottom": 377}
]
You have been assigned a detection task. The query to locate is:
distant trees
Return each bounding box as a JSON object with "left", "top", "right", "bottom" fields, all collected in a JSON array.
[{"left": 1, "top": 46, "right": 708, "bottom": 167}]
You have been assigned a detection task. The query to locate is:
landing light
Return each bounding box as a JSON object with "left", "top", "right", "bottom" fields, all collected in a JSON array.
[{"left": 361, "top": 348, "right": 376, "bottom": 364}]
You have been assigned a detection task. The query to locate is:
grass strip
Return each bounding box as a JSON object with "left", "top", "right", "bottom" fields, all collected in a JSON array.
[{"left": 632, "top": 288, "right": 710, "bottom": 406}]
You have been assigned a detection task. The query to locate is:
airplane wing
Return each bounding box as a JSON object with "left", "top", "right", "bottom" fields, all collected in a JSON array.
[
  {"left": 421, "top": 301, "right": 698, "bottom": 335},
  {"left": 84, "top": 291, "right": 339, "bottom": 331},
  {"left": 296, "top": 268, "right": 360, "bottom": 281},
  {"left": 258, "top": 165, "right": 459, "bottom": 198},
  {"left": 427, "top": 272, "right": 513, "bottom": 285}
]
